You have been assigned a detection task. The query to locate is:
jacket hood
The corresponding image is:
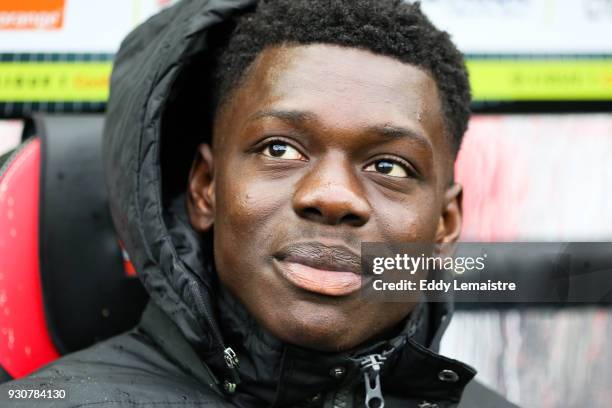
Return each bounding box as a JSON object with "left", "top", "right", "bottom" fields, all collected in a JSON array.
[
  {"left": 104, "top": 0, "right": 257, "bottom": 369},
  {"left": 103, "top": 0, "right": 475, "bottom": 405}
]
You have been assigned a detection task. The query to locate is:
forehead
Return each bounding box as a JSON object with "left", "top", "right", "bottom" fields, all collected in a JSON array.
[
  {"left": 219, "top": 44, "right": 450, "bottom": 165},
  {"left": 258, "top": 45, "right": 434, "bottom": 119}
]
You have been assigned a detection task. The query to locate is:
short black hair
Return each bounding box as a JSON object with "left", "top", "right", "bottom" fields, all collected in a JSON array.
[{"left": 212, "top": 0, "right": 471, "bottom": 155}]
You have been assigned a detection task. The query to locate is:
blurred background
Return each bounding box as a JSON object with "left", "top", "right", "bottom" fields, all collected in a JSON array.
[{"left": 0, "top": 1, "right": 611, "bottom": 407}]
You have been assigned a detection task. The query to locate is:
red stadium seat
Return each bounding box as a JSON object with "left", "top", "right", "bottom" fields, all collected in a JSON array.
[
  {"left": 0, "top": 116, "right": 147, "bottom": 383},
  {"left": 0, "top": 138, "right": 59, "bottom": 379}
]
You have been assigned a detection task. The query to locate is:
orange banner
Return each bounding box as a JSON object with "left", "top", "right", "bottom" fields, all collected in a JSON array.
[{"left": 0, "top": 0, "right": 65, "bottom": 30}]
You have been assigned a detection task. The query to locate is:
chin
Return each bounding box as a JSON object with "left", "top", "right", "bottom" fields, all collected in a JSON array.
[{"left": 263, "top": 300, "right": 368, "bottom": 352}]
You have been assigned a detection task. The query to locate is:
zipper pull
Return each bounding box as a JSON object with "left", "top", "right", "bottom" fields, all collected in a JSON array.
[
  {"left": 224, "top": 347, "right": 240, "bottom": 369},
  {"left": 222, "top": 347, "right": 241, "bottom": 394},
  {"left": 360, "top": 354, "right": 386, "bottom": 408}
]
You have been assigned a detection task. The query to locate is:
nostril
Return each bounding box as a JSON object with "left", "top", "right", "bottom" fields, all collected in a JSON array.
[
  {"left": 301, "top": 207, "right": 323, "bottom": 220},
  {"left": 298, "top": 206, "right": 368, "bottom": 226},
  {"left": 341, "top": 213, "right": 365, "bottom": 226}
]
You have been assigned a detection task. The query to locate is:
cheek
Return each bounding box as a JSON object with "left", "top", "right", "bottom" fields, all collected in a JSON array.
[
  {"left": 374, "top": 191, "right": 441, "bottom": 242},
  {"left": 212, "top": 164, "right": 289, "bottom": 280},
  {"left": 215, "top": 167, "right": 286, "bottom": 239}
]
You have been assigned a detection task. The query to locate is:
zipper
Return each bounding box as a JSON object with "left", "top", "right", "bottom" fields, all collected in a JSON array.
[
  {"left": 189, "top": 278, "right": 241, "bottom": 392},
  {"left": 360, "top": 354, "right": 387, "bottom": 408}
]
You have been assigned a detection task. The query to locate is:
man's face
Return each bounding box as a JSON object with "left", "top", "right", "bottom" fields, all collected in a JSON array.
[{"left": 188, "top": 44, "right": 462, "bottom": 351}]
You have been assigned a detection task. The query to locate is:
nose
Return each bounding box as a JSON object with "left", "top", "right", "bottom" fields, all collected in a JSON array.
[{"left": 292, "top": 154, "right": 370, "bottom": 227}]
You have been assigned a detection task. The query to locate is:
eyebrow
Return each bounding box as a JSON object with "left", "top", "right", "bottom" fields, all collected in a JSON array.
[
  {"left": 248, "top": 109, "right": 317, "bottom": 125},
  {"left": 249, "top": 109, "right": 432, "bottom": 150},
  {"left": 365, "top": 124, "right": 432, "bottom": 151}
]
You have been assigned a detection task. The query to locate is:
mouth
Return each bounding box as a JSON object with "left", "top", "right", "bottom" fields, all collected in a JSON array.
[{"left": 272, "top": 242, "right": 363, "bottom": 297}]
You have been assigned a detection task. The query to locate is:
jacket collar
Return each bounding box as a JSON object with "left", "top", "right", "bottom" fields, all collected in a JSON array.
[{"left": 213, "top": 286, "right": 475, "bottom": 407}]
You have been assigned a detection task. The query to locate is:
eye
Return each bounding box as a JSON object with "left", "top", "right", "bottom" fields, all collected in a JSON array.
[
  {"left": 261, "top": 141, "right": 306, "bottom": 161},
  {"left": 364, "top": 159, "right": 409, "bottom": 178}
]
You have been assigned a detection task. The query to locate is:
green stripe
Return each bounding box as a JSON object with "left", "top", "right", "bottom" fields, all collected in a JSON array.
[
  {"left": 1, "top": 59, "right": 611, "bottom": 103},
  {"left": 0, "top": 62, "right": 111, "bottom": 101},
  {"left": 467, "top": 59, "right": 612, "bottom": 101}
]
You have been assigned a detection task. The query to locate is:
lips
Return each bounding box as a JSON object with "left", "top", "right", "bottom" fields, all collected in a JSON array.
[{"left": 273, "top": 242, "right": 363, "bottom": 296}]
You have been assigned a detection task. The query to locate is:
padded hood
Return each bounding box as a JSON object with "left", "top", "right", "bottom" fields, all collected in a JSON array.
[{"left": 104, "top": 0, "right": 257, "bottom": 371}]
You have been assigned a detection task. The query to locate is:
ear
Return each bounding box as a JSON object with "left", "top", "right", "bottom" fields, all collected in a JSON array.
[
  {"left": 187, "top": 143, "right": 215, "bottom": 232},
  {"left": 435, "top": 183, "right": 463, "bottom": 253}
]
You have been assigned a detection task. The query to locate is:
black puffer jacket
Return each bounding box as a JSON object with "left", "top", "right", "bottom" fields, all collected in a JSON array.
[{"left": 1, "top": 1, "right": 518, "bottom": 407}]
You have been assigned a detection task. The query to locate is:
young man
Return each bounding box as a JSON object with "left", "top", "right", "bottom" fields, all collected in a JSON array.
[{"left": 2, "top": 0, "right": 517, "bottom": 406}]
